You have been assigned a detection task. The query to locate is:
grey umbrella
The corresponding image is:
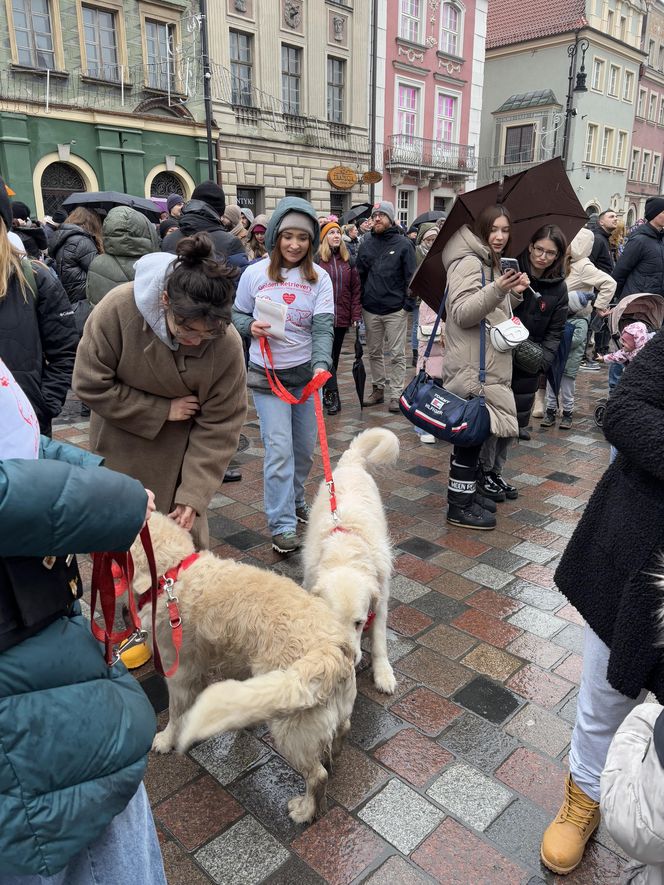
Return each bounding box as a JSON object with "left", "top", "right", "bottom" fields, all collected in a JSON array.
[
  {"left": 412, "top": 210, "right": 446, "bottom": 226},
  {"left": 62, "top": 191, "right": 162, "bottom": 222}
]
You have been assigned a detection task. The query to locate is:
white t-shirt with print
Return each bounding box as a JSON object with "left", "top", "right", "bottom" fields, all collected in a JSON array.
[
  {"left": 0, "top": 358, "right": 40, "bottom": 459},
  {"left": 235, "top": 260, "right": 334, "bottom": 369}
]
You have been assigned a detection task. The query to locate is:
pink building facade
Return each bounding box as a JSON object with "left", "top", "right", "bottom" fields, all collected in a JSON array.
[{"left": 375, "top": 0, "right": 488, "bottom": 227}]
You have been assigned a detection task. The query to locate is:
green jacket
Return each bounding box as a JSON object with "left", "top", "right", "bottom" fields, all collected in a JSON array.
[{"left": 0, "top": 443, "right": 155, "bottom": 876}]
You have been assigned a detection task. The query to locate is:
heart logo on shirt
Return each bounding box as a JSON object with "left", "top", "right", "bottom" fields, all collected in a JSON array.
[{"left": 283, "top": 293, "right": 296, "bottom": 304}]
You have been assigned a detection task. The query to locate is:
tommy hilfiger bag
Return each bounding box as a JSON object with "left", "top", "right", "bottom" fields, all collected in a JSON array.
[{"left": 399, "top": 272, "right": 491, "bottom": 447}]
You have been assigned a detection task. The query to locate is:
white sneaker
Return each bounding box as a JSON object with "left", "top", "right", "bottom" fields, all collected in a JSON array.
[{"left": 419, "top": 432, "right": 436, "bottom": 444}]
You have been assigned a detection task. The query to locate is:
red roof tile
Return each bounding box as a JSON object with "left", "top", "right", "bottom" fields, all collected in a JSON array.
[{"left": 487, "top": 0, "right": 587, "bottom": 49}]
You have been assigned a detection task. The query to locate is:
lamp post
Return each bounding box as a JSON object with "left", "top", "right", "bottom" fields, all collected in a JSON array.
[
  {"left": 199, "top": 0, "right": 215, "bottom": 181},
  {"left": 561, "top": 38, "right": 589, "bottom": 168}
]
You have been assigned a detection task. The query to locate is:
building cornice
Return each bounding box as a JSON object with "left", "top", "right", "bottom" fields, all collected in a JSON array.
[{"left": 486, "top": 26, "right": 646, "bottom": 65}]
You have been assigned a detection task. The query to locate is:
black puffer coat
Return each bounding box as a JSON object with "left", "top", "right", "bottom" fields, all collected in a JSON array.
[
  {"left": 14, "top": 224, "right": 48, "bottom": 259},
  {"left": 613, "top": 222, "right": 664, "bottom": 299},
  {"left": 161, "top": 200, "right": 247, "bottom": 261},
  {"left": 555, "top": 329, "right": 664, "bottom": 701},
  {"left": 0, "top": 261, "right": 78, "bottom": 434},
  {"left": 48, "top": 224, "right": 99, "bottom": 304},
  {"left": 511, "top": 254, "right": 568, "bottom": 427}
]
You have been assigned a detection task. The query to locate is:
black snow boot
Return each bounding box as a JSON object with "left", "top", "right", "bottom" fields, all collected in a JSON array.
[{"left": 447, "top": 459, "right": 496, "bottom": 531}]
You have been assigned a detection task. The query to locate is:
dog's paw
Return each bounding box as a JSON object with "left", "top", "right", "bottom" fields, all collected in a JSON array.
[
  {"left": 372, "top": 662, "right": 397, "bottom": 695},
  {"left": 288, "top": 795, "right": 315, "bottom": 824},
  {"left": 151, "top": 730, "right": 175, "bottom": 754}
]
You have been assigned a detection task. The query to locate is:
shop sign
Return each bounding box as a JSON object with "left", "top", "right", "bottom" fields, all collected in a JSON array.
[{"left": 327, "top": 165, "right": 358, "bottom": 190}]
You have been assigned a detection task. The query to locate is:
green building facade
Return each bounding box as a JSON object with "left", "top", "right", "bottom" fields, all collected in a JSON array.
[{"left": 0, "top": 0, "right": 216, "bottom": 216}]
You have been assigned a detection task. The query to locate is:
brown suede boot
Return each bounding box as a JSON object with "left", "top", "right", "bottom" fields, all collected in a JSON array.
[
  {"left": 363, "top": 386, "right": 384, "bottom": 406},
  {"left": 540, "top": 775, "right": 600, "bottom": 875}
]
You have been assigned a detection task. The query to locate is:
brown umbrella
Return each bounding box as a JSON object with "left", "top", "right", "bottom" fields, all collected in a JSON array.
[
  {"left": 352, "top": 326, "right": 367, "bottom": 409},
  {"left": 410, "top": 158, "right": 588, "bottom": 311}
]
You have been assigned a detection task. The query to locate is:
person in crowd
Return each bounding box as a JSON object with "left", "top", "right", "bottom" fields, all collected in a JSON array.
[
  {"left": 0, "top": 358, "right": 165, "bottom": 884},
  {"left": 436, "top": 214, "right": 447, "bottom": 230},
  {"left": 85, "top": 206, "right": 160, "bottom": 307},
  {"left": 341, "top": 223, "right": 360, "bottom": 259},
  {"left": 317, "top": 214, "right": 332, "bottom": 228},
  {"left": 73, "top": 233, "right": 247, "bottom": 555},
  {"left": 609, "top": 219, "right": 626, "bottom": 264},
  {"left": 357, "top": 201, "right": 416, "bottom": 412},
  {"left": 598, "top": 321, "right": 650, "bottom": 365},
  {"left": 440, "top": 205, "right": 529, "bottom": 531},
  {"left": 246, "top": 214, "right": 268, "bottom": 260},
  {"left": 159, "top": 217, "right": 179, "bottom": 240},
  {"left": 161, "top": 180, "right": 247, "bottom": 262},
  {"left": 42, "top": 208, "right": 67, "bottom": 245},
  {"left": 478, "top": 225, "right": 568, "bottom": 497},
  {"left": 358, "top": 216, "right": 373, "bottom": 241},
  {"left": 167, "top": 193, "right": 184, "bottom": 219},
  {"left": 240, "top": 207, "right": 254, "bottom": 230},
  {"left": 590, "top": 209, "right": 617, "bottom": 273},
  {"left": 316, "top": 220, "right": 361, "bottom": 415},
  {"left": 413, "top": 293, "right": 445, "bottom": 446},
  {"left": 540, "top": 327, "right": 664, "bottom": 876},
  {"left": 232, "top": 197, "right": 333, "bottom": 555},
  {"left": 221, "top": 205, "right": 248, "bottom": 249},
  {"left": 49, "top": 206, "right": 103, "bottom": 335},
  {"left": 410, "top": 223, "right": 438, "bottom": 367},
  {"left": 612, "top": 196, "right": 664, "bottom": 299},
  {"left": 0, "top": 179, "right": 77, "bottom": 436},
  {"left": 406, "top": 225, "right": 419, "bottom": 243},
  {"left": 11, "top": 201, "right": 48, "bottom": 259}
]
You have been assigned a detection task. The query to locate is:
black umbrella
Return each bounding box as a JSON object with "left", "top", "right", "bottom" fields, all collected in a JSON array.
[
  {"left": 341, "top": 203, "right": 372, "bottom": 225},
  {"left": 62, "top": 191, "right": 162, "bottom": 222},
  {"left": 546, "top": 322, "right": 575, "bottom": 402},
  {"left": 412, "top": 210, "right": 446, "bottom": 226},
  {"left": 410, "top": 158, "right": 588, "bottom": 312},
  {"left": 352, "top": 326, "right": 367, "bottom": 409}
]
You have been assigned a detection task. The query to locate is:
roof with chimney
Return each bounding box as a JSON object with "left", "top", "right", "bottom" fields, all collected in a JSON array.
[{"left": 486, "top": 0, "right": 588, "bottom": 49}]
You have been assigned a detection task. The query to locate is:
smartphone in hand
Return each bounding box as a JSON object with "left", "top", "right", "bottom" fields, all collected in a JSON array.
[{"left": 500, "top": 257, "right": 521, "bottom": 274}]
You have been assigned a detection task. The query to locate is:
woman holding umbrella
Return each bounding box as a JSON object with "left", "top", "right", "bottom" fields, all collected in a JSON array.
[{"left": 441, "top": 205, "right": 530, "bottom": 530}]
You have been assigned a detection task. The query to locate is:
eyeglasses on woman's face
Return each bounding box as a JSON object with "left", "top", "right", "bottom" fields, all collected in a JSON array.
[
  {"left": 168, "top": 308, "right": 223, "bottom": 343},
  {"left": 531, "top": 245, "right": 558, "bottom": 259}
]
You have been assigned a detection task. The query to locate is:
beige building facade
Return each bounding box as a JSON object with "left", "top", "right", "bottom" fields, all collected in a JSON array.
[{"left": 207, "top": 0, "right": 372, "bottom": 217}]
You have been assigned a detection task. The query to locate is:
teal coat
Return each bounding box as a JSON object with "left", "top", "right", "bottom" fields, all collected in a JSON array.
[{"left": 0, "top": 444, "right": 155, "bottom": 876}]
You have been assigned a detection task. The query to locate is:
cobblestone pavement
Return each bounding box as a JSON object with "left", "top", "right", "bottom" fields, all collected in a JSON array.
[{"left": 54, "top": 346, "right": 624, "bottom": 885}]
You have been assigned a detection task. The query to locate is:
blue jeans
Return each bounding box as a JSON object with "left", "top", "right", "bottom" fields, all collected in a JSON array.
[
  {"left": 0, "top": 784, "right": 166, "bottom": 885},
  {"left": 608, "top": 361, "right": 623, "bottom": 391},
  {"left": 253, "top": 387, "right": 318, "bottom": 534},
  {"left": 410, "top": 304, "right": 419, "bottom": 350}
]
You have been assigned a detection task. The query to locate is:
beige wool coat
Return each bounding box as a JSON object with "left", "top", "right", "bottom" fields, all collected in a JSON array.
[
  {"left": 441, "top": 226, "right": 521, "bottom": 438},
  {"left": 73, "top": 283, "right": 247, "bottom": 548}
]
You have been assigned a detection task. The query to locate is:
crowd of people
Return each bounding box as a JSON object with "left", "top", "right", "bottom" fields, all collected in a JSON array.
[{"left": 1, "top": 168, "right": 664, "bottom": 881}]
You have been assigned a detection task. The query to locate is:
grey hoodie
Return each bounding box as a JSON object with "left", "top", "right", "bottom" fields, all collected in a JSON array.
[{"left": 132, "top": 252, "right": 177, "bottom": 349}]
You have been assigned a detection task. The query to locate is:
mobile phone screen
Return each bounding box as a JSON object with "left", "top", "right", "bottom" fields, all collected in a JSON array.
[{"left": 500, "top": 258, "right": 520, "bottom": 273}]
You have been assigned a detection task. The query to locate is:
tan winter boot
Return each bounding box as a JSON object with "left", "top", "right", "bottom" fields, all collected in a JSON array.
[
  {"left": 531, "top": 387, "right": 546, "bottom": 419},
  {"left": 540, "top": 774, "right": 600, "bottom": 875},
  {"left": 363, "top": 386, "right": 384, "bottom": 407}
]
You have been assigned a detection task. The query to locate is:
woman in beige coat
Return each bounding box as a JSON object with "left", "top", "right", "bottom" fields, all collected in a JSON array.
[
  {"left": 73, "top": 233, "right": 247, "bottom": 552},
  {"left": 441, "top": 206, "right": 530, "bottom": 530}
]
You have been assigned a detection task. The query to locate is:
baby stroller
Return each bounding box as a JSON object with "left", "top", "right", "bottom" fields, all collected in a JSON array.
[{"left": 593, "top": 292, "right": 664, "bottom": 427}]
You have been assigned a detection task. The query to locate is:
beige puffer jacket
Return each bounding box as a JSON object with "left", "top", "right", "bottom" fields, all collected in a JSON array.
[
  {"left": 567, "top": 228, "right": 617, "bottom": 313},
  {"left": 601, "top": 703, "right": 664, "bottom": 885},
  {"left": 441, "top": 226, "right": 521, "bottom": 438}
]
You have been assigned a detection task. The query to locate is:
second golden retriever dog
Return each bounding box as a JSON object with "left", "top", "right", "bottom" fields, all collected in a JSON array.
[
  {"left": 302, "top": 427, "right": 399, "bottom": 694},
  {"left": 130, "top": 513, "right": 356, "bottom": 823}
]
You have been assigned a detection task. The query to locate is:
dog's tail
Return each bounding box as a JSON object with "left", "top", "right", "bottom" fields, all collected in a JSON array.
[
  {"left": 176, "top": 644, "right": 353, "bottom": 752},
  {"left": 338, "top": 427, "right": 399, "bottom": 473}
]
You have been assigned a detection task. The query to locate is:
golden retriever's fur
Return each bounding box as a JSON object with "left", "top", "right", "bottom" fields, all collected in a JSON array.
[
  {"left": 302, "top": 427, "right": 399, "bottom": 694},
  {"left": 130, "top": 513, "right": 356, "bottom": 823}
]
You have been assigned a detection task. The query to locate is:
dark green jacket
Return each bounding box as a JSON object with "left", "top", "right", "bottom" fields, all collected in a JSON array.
[{"left": 0, "top": 445, "right": 155, "bottom": 876}]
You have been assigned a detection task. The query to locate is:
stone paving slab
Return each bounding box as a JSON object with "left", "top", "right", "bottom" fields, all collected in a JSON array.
[{"left": 53, "top": 356, "right": 624, "bottom": 882}]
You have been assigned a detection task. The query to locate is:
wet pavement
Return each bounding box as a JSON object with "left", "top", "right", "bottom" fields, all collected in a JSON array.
[{"left": 53, "top": 347, "right": 625, "bottom": 884}]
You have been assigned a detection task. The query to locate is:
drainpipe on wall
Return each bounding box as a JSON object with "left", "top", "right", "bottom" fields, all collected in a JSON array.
[{"left": 368, "top": 0, "right": 379, "bottom": 205}]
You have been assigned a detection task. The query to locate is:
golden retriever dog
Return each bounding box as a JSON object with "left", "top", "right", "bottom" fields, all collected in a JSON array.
[
  {"left": 130, "top": 512, "right": 356, "bottom": 823},
  {"left": 302, "top": 427, "right": 399, "bottom": 694}
]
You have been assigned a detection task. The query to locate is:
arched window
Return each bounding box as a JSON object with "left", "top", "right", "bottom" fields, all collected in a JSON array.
[
  {"left": 150, "top": 171, "right": 185, "bottom": 198},
  {"left": 40, "top": 162, "right": 86, "bottom": 217},
  {"left": 626, "top": 207, "right": 636, "bottom": 228},
  {"left": 585, "top": 203, "right": 601, "bottom": 217},
  {"left": 441, "top": 2, "right": 462, "bottom": 57}
]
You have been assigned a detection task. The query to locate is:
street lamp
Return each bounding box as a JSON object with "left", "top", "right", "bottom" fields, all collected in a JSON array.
[{"left": 561, "top": 38, "right": 589, "bottom": 167}]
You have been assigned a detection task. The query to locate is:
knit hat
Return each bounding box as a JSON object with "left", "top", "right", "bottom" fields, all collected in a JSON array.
[
  {"left": 371, "top": 201, "right": 395, "bottom": 223},
  {"left": 191, "top": 180, "right": 226, "bottom": 217},
  {"left": 52, "top": 209, "right": 67, "bottom": 224},
  {"left": 645, "top": 196, "right": 664, "bottom": 222},
  {"left": 221, "top": 205, "right": 242, "bottom": 227},
  {"left": 159, "top": 217, "right": 179, "bottom": 239},
  {"left": 0, "top": 177, "right": 13, "bottom": 231},
  {"left": 277, "top": 211, "right": 316, "bottom": 240},
  {"left": 166, "top": 193, "right": 184, "bottom": 213},
  {"left": 240, "top": 207, "right": 254, "bottom": 224},
  {"left": 11, "top": 200, "right": 30, "bottom": 221},
  {"left": 320, "top": 221, "right": 341, "bottom": 241}
]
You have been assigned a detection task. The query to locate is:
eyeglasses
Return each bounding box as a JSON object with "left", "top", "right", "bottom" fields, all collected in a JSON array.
[
  {"left": 169, "top": 309, "right": 223, "bottom": 341},
  {"left": 531, "top": 245, "right": 559, "bottom": 259}
]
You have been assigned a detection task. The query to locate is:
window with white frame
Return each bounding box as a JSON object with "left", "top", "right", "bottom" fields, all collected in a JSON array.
[
  {"left": 396, "top": 82, "right": 421, "bottom": 141},
  {"left": 641, "top": 150, "right": 651, "bottom": 181},
  {"left": 82, "top": 6, "right": 119, "bottom": 80},
  {"left": 616, "top": 130, "right": 628, "bottom": 167},
  {"left": 440, "top": 2, "right": 462, "bottom": 56},
  {"left": 12, "top": 0, "right": 55, "bottom": 68},
  {"left": 648, "top": 93, "right": 657, "bottom": 121},
  {"left": 145, "top": 19, "right": 176, "bottom": 91},
  {"left": 607, "top": 9, "right": 614, "bottom": 35},
  {"left": 327, "top": 57, "right": 345, "bottom": 123},
  {"left": 396, "top": 189, "right": 414, "bottom": 227},
  {"left": 600, "top": 127, "right": 614, "bottom": 165},
  {"left": 659, "top": 45, "right": 664, "bottom": 71},
  {"left": 652, "top": 154, "right": 661, "bottom": 185},
  {"left": 399, "top": 0, "right": 423, "bottom": 43},
  {"left": 435, "top": 92, "right": 458, "bottom": 142},
  {"left": 230, "top": 31, "right": 253, "bottom": 106},
  {"left": 619, "top": 15, "right": 627, "bottom": 40},
  {"left": 608, "top": 65, "right": 619, "bottom": 97},
  {"left": 585, "top": 124, "right": 598, "bottom": 163},
  {"left": 591, "top": 58, "right": 605, "bottom": 91},
  {"left": 629, "top": 148, "right": 639, "bottom": 179},
  {"left": 623, "top": 70, "right": 634, "bottom": 101},
  {"left": 637, "top": 88, "right": 647, "bottom": 117},
  {"left": 503, "top": 124, "right": 534, "bottom": 164},
  {"left": 281, "top": 44, "right": 302, "bottom": 115},
  {"left": 660, "top": 97, "right": 664, "bottom": 125}
]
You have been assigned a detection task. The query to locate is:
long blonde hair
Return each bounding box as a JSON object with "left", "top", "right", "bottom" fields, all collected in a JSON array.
[
  {"left": 0, "top": 232, "right": 29, "bottom": 301},
  {"left": 318, "top": 233, "right": 350, "bottom": 263}
]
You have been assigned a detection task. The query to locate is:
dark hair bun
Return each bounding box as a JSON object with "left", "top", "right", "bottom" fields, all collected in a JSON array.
[{"left": 175, "top": 232, "right": 215, "bottom": 265}]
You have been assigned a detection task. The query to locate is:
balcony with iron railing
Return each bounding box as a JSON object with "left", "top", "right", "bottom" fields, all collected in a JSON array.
[{"left": 383, "top": 134, "right": 477, "bottom": 175}]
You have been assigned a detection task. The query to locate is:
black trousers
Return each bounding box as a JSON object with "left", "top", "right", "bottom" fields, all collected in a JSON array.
[
  {"left": 452, "top": 443, "right": 482, "bottom": 471},
  {"left": 324, "top": 326, "right": 348, "bottom": 393}
]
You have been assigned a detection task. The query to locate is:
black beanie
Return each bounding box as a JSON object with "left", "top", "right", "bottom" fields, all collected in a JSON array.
[
  {"left": 0, "top": 177, "right": 12, "bottom": 231},
  {"left": 191, "top": 180, "right": 226, "bottom": 217},
  {"left": 11, "top": 200, "right": 30, "bottom": 221},
  {"left": 645, "top": 196, "right": 664, "bottom": 222}
]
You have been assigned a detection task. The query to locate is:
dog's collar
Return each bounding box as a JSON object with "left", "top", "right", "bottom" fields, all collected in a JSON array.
[
  {"left": 364, "top": 610, "right": 376, "bottom": 633},
  {"left": 331, "top": 525, "right": 352, "bottom": 534},
  {"left": 137, "top": 552, "right": 200, "bottom": 612}
]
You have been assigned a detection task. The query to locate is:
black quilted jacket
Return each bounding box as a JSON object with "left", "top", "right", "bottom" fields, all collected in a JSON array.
[{"left": 48, "top": 224, "right": 100, "bottom": 304}]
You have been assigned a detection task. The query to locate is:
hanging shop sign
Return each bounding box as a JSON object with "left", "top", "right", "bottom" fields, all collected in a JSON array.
[
  {"left": 362, "top": 170, "right": 383, "bottom": 185},
  {"left": 327, "top": 165, "right": 358, "bottom": 190}
]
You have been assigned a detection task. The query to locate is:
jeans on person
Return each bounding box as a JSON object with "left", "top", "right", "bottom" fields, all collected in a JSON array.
[
  {"left": 253, "top": 387, "right": 318, "bottom": 535},
  {"left": 479, "top": 435, "right": 512, "bottom": 474},
  {"left": 545, "top": 376, "right": 575, "bottom": 413},
  {"left": 362, "top": 308, "right": 408, "bottom": 402},
  {"left": 569, "top": 625, "right": 648, "bottom": 802},
  {"left": 608, "top": 361, "right": 624, "bottom": 391},
  {"left": 410, "top": 304, "right": 419, "bottom": 350},
  {"left": 0, "top": 784, "right": 166, "bottom": 885}
]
